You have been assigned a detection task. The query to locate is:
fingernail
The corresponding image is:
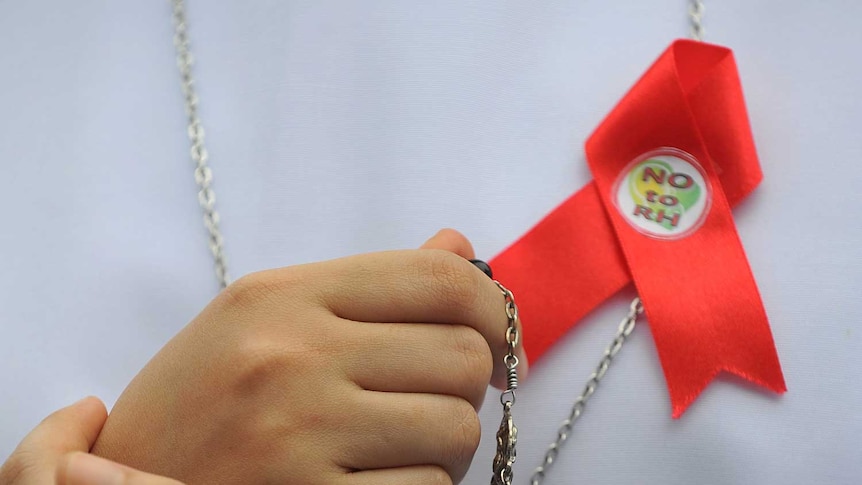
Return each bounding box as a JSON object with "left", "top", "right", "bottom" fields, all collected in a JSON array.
[{"left": 64, "top": 452, "right": 125, "bottom": 485}]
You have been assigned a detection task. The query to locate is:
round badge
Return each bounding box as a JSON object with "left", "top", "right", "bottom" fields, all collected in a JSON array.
[{"left": 613, "top": 148, "right": 711, "bottom": 239}]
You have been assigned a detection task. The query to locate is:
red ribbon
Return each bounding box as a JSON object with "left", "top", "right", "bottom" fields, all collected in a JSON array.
[{"left": 491, "top": 40, "right": 786, "bottom": 417}]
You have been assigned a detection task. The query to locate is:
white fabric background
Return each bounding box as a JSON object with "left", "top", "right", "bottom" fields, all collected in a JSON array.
[{"left": 1, "top": 1, "right": 860, "bottom": 483}]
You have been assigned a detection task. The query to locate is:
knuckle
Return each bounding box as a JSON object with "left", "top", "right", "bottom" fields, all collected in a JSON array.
[
  {"left": 232, "top": 342, "right": 288, "bottom": 392},
  {"left": 217, "top": 268, "right": 303, "bottom": 312},
  {"left": 231, "top": 337, "right": 317, "bottom": 396},
  {"left": 417, "top": 251, "right": 480, "bottom": 315},
  {"left": 218, "top": 271, "right": 273, "bottom": 311},
  {"left": 442, "top": 400, "right": 481, "bottom": 468}
]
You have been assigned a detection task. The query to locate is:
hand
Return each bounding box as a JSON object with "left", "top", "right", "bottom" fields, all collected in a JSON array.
[
  {"left": 0, "top": 397, "right": 182, "bottom": 485},
  {"left": 91, "top": 229, "right": 527, "bottom": 484}
]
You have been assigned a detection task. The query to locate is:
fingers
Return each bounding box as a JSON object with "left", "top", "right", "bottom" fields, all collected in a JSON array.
[
  {"left": 419, "top": 228, "right": 476, "bottom": 259},
  {"left": 305, "top": 249, "right": 514, "bottom": 385},
  {"left": 0, "top": 397, "right": 185, "bottom": 485},
  {"left": 0, "top": 397, "right": 109, "bottom": 484},
  {"left": 31, "top": 396, "right": 108, "bottom": 452},
  {"left": 57, "top": 452, "right": 185, "bottom": 485},
  {"left": 342, "top": 321, "right": 492, "bottom": 409},
  {"left": 338, "top": 391, "right": 479, "bottom": 484},
  {"left": 418, "top": 229, "right": 529, "bottom": 385},
  {"left": 419, "top": 228, "right": 529, "bottom": 385},
  {"left": 311, "top": 249, "right": 495, "bottom": 327},
  {"left": 344, "top": 465, "right": 452, "bottom": 485}
]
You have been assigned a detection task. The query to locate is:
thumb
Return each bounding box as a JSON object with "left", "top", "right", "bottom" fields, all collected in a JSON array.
[
  {"left": 57, "top": 452, "right": 184, "bottom": 485},
  {"left": 419, "top": 228, "right": 476, "bottom": 259}
]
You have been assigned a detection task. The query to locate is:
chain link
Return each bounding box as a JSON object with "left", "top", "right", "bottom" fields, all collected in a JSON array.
[
  {"left": 171, "top": 0, "right": 231, "bottom": 289},
  {"left": 689, "top": 0, "right": 706, "bottom": 41},
  {"left": 492, "top": 281, "right": 521, "bottom": 485},
  {"left": 528, "top": 298, "right": 643, "bottom": 485}
]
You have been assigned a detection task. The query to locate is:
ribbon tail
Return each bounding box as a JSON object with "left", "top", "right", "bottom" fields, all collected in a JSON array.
[
  {"left": 645, "top": 235, "right": 788, "bottom": 419},
  {"left": 657, "top": 315, "right": 788, "bottom": 418}
]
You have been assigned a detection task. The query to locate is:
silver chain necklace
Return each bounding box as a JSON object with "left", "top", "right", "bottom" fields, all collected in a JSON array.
[
  {"left": 171, "top": 0, "right": 230, "bottom": 289},
  {"left": 169, "top": 2, "right": 704, "bottom": 483}
]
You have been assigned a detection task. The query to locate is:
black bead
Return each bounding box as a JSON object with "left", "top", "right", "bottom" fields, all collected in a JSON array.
[{"left": 469, "top": 259, "right": 493, "bottom": 279}]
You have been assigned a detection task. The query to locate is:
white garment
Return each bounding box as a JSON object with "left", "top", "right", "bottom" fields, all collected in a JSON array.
[{"left": 1, "top": 1, "right": 860, "bottom": 483}]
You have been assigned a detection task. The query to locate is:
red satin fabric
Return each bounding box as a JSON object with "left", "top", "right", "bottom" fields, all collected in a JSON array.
[{"left": 491, "top": 40, "right": 785, "bottom": 417}]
